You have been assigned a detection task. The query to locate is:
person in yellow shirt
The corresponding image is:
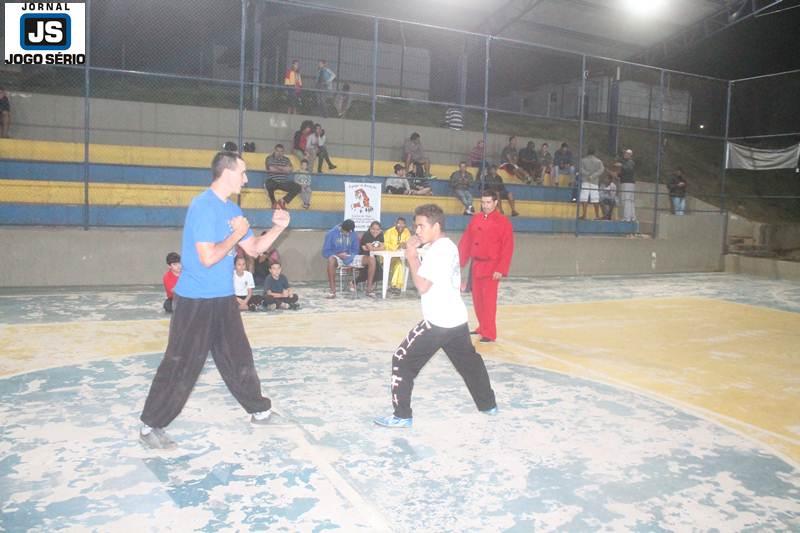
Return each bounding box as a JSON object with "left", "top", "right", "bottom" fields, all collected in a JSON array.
[{"left": 383, "top": 217, "right": 411, "bottom": 290}]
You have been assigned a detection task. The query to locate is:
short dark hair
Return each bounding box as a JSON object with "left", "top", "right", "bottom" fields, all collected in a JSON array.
[
  {"left": 481, "top": 189, "right": 499, "bottom": 201},
  {"left": 301, "top": 159, "right": 309, "bottom": 165},
  {"left": 414, "top": 204, "right": 445, "bottom": 231},
  {"left": 587, "top": 147, "right": 596, "bottom": 155},
  {"left": 396, "top": 217, "right": 406, "bottom": 223},
  {"left": 561, "top": 142, "right": 569, "bottom": 148},
  {"left": 341, "top": 219, "right": 355, "bottom": 232},
  {"left": 269, "top": 260, "right": 282, "bottom": 267},
  {"left": 508, "top": 136, "right": 516, "bottom": 142},
  {"left": 166, "top": 252, "right": 181, "bottom": 265},
  {"left": 274, "top": 144, "right": 284, "bottom": 150},
  {"left": 410, "top": 132, "right": 420, "bottom": 141},
  {"left": 458, "top": 160, "right": 467, "bottom": 166},
  {"left": 211, "top": 151, "right": 242, "bottom": 181},
  {"left": 393, "top": 163, "right": 405, "bottom": 173}
]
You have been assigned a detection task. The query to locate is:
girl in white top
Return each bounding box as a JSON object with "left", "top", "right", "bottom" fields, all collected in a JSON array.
[{"left": 233, "top": 256, "right": 257, "bottom": 311}]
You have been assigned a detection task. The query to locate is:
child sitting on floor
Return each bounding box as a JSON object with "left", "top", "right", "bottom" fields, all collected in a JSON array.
[
  {"left": 262, "top": 261, "right": 300, "bottom": 310},
  {"left": 162, "top": 252, "right": 181, "bottom": 313}
]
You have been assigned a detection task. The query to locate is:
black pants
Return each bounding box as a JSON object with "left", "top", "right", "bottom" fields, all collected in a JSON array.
[
  {"left": 236, "top": 295, "right": 264, "bottom": 311},
  {"left": 264, "top": 178, "right": 301, "bottom": 205},
  {"left": 263, "top": 294, "right": 298, "bottom": 307},
  {"left": 140, "top": 295, "right": 271, "bottom": 428},
  {"left": 317, "top": 146, "right": 334, "bottom": 172},
  {"left": 391, "top": 320, "right": 496, "bottom": 419}
]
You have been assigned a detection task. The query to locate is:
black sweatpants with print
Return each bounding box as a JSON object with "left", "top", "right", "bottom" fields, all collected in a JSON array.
[
  {"left": 391, "top": 320, "right": 496, "bottom": 419},
  {"left": 140, "top": 295, "right": 271, "bottom": 428}
]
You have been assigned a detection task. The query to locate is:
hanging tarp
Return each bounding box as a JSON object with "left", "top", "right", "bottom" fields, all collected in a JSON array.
[{"left": 726, "top": 142, "right": 800, "bottom": 170}]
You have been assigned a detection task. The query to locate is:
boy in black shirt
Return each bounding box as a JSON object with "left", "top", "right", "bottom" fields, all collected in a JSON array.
[{"left": 262, "top": 262, "right": 300, "bottom": 310}]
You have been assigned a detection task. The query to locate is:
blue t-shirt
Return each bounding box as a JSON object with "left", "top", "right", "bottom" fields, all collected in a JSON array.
[
  {"left": 175, "top": 189, "right": 254, "bottom": 299},
  {"left": 264, "top": 274, "right": 290, "bottom": 294}
]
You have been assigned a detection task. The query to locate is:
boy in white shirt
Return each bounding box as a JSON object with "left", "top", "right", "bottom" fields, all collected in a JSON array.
[
  {"left": 374, "top": 203, "right": 498, "bottom": 427},
  {"left": 233, "top": 256, "right": 261, "bottom": 311}
]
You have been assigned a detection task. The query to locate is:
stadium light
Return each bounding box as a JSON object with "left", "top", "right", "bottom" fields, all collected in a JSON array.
[{"left": 620, "top": 0, "right": 666, "bottom": 18}]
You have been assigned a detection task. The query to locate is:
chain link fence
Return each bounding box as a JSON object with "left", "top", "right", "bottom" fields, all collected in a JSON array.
[{"left": 1, "top": 0, "right": 759, "bottom": 236}]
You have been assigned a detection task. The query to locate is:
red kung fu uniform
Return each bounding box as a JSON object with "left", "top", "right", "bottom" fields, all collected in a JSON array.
[{"left": 457, "top": 209, "right": 514, "bottom": 341}]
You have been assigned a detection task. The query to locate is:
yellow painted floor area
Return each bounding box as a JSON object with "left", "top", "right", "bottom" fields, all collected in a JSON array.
[{"left": 1, "top": 296, "right": 797, "bottom": 463}]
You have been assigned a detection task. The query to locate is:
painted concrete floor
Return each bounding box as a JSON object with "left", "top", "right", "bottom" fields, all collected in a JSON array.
[{"left": 1, "top": 273, "right": 799, "bottom": 531}]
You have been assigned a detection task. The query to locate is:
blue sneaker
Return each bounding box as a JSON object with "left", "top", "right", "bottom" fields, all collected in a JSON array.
[
  {"left": 481, "top": 407, "right": 498, "bottom": 416},
  {"left": 373, "top": 415, "right": 412, "bottom": 428}
]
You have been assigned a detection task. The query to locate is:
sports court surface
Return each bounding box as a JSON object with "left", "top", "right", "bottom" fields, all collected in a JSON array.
[{"left": 1, "top": 273, "right": 799, "bottom": 531}]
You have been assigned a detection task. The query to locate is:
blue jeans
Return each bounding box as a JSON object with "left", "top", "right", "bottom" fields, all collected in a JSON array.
[
  {"left": 671, "top": 196, "right": 685, "bottom": 215},
  {"left": 454, "top": 189, "right": 473, "bottom": 210}
]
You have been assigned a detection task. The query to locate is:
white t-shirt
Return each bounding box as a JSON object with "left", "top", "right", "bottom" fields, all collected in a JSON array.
[
  {"left": 233, "top": 270, "right": 255, "bottom": 297},
  {"left": 416, "top": 237, "right": 468, "bottom": 328}
]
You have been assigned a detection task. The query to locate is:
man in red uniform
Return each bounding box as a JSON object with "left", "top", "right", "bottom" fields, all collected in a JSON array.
[{"left": 458, "top": 190, "right": 514, "bottom": 342}]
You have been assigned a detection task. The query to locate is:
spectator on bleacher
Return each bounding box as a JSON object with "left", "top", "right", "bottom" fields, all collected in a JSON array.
[
  {"left": 262, "top": 262, "right": 300, "bottom": 310},
  {"left": 385, "top": 163, "right": 411, "bottom": 195},
  {"left": 384, "top": 217, "right": 412, "bottom": 293},
  {"left": 518, "top": 141, "right": 540, "bottom": 184},
  {"left": 668, "top": 168, "right": 688, "bottom": 215},
  {"left": 358, "top": 220, "right": 384, "bottom": 298},
  {"left": 482, "top": 165, "right": 519, "bottom": 217},
  {"left": 404, "top": 132, "right": 431, "bottom": 178},
  {"left": 619, "top": 149, "right": 636, "bottom": 222},
  {"left": 334, "top": 83, "right": 352, "bottom": 118},
  {"left": 162, "top": 252, "right": 181, "bottom": 314},
  {"left": 307, "top": 123, "right": 337, "bottom": 173},
  {"left": 538, "top": 142, "right": 553, "bottom": 185},
  {"left": 450, "top": 161, "right": 475, "bottom": 215},
  {"left": 579, "top": 147, "right": 605, "bottom": 220},
  {"left": 600, "top": 171, "right": 618, "bottom": 220},
  {"left": 284, "top": 60, "right": 302, "bottom": 114},
  {"left": 407, "top": 166, "right": 433, "bottom": 196},
  {"left": 0, "top": 87, "right": 10, "bottom": 138},
  {"left": 444, "top": 107, "right": 464, "bottom": 130},
  {"left": 553, "top": 142, "right": 575, "bottom": 187},
  {"left": 322, "top": 219, "right": 360, "bottom": 299},
  {"left": 499, "top": 136, "right": 532, "bottom": 184},
  {"left": 315, "top": 60, "right": 337, "bottom": 117},
  {"left": 264, "top": 144, "right": 301, "bottom": 209},
  {"left": 294, "top": 159, "right": 313, "bottom": 209},
  {"left": 468, "top": 139, "right": 489, "bottom": 171},
  {"left": 293, "top": 121, "right": 314, "bottom": 160}
]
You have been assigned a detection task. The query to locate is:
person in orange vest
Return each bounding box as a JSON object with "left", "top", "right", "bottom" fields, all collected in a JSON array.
[{"left": 457, "top": 189, "right": 514, "bottom": 342}]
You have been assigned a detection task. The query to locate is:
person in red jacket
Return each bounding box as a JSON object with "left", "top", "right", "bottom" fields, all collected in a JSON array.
[{"left": 458, "top": 190, "right": 514, "bottom": 342}]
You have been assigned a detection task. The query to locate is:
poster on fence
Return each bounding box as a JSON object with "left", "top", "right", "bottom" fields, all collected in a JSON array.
[{"left": 344, "top": 182, "right": 382, "bottom": 231}]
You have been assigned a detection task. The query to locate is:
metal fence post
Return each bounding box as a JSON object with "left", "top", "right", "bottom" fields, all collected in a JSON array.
[
  {"left": 721, "top": 80, "right": 733, "bottom": 253},
  {"left": 481, "top": 36, "right": 490, "bottom": 191},
  {"left": 370, "top": 18, "right": 379, "bottom": 177},
  {"left": 83, "top": 0, "right": 92, "bottom": 231},
  {"left": 238, "top": 0, "right": 246, "bottom": 150},
  {"left": 575, "top": 55, "right": 586, "bottom": 237},
  {"left": 652, "top": 69, "right": 665, "bottom": 238}
]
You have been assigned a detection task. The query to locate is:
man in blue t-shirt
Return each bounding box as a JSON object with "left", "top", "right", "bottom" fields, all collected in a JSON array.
[{"left": 139, "top": 151, "right": 290, "bottom": 450}]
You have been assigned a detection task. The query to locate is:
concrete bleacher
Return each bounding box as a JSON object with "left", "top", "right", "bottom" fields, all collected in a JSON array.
[{"left": 0, "top": 138, "right": 636, "bottom": 234}]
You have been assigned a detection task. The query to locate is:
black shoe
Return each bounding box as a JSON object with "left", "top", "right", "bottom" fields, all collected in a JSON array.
[
  {"left": 479, "top": 337, "right": 494, "bottom": 343},
  {"left": 329, "top": 164, "right": 337, "bottom": 170},
  {"left": 470, "top": 329, "right": 480, "bottom": 335},
  {"left": 289, "top": 303, "right": 300, "bottom": 310}
]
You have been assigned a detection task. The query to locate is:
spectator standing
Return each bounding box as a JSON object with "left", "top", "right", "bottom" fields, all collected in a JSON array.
[
  {"left": 307, "top": 123, "right": 337, "bottom": 173},
  {"left": 600, "top": 171, "right": 618, "bottom": 220},
  {"left": 668, "top": 168, "right": 688, "bottom": 215},
  {"left": 334, "top": 83, "right": 352, "bottom": 118},
  {"left": 385, "top": 163, "right": 410, "bottom": 195},
  {"left": 449, "top": 161, "right": 475, "bottom": 215},
  {"left": 321, "top": 219, "right": 361, "bottom": 299},
  {"left": 482, "top": 165, "right": 519, "bottom": 217},
  {"left": 444, "top": 107, "right": 464, "bottom": 130},
  {"left": 403, "top": 132, "right": 431, "bottom": 177},
  {"left": 294, "top": 159, "right": 313, "bottom": 209},
  {"left": 264, "top": 144, "right": 301, "bottom": 209},
  {"left": 292, "top": 121, "right": 314, "bottom": 160},
  {"left": 578, "top": 148, "right": 605, "bottom": 219},
  {"left": 518, "top": 141, "right": 540, "bottom": 184},
  {"left": 553, "top": 142, "right": 575, "bottom": 187},
  {"left": 538, "top": 142, "right": 553, "bottom": 185},
  {"left": 0, "top": 87, "right": 10, "bottom": 138},
  {"left": 162, "top": 252, "right": 181, "bottom": 314},
  {"left": 619, "top": 149, "right": 636, "bottom": 222},
  {"left": 315, "top": 60, "right": 336, "bottom": 117},
  {"left": 284, "top": 60, "right": 302, "bottom": 114}
]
